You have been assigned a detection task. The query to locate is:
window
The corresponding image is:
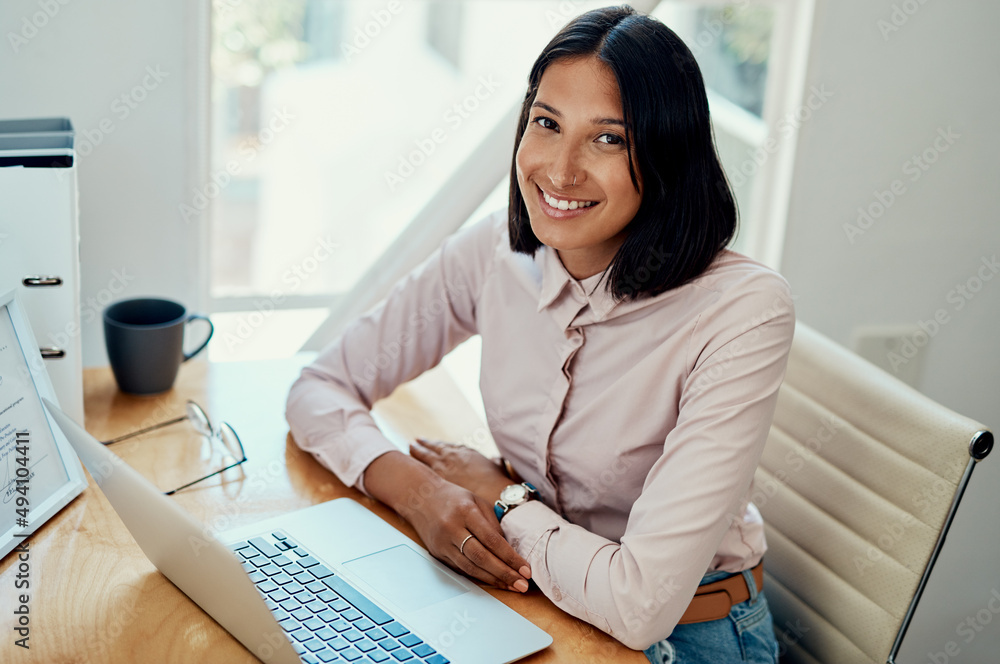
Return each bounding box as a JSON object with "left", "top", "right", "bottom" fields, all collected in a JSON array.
[
  {"left": 206, "top": 0, "right": 810, "bottom": 362},
  {"left": 652, "top": 1, "right": 774, "bottom": 257},
  {"left": 651, "top": 1, "right": 815, "bottom": 266},
  {"left": 210, "top": 1, "right": 613, "bottom": 303}
]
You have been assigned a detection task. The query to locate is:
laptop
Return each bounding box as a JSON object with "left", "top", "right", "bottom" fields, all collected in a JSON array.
[{"left": 43, "top": 399, "right": 552, "bottom": 664}]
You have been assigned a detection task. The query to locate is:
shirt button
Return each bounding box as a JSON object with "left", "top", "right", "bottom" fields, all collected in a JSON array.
[{"left": 551, "top": 586, "right": 563, "bottom": 602}]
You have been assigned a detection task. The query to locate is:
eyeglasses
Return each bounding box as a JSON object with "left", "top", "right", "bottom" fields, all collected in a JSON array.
[{"left": 102, "top": 400, "right": 247, "bottom": 495}]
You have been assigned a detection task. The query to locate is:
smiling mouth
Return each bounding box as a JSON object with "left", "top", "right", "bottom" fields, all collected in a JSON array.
[{"left": 537, "top": 185, "right": 599, "bottom": 212}]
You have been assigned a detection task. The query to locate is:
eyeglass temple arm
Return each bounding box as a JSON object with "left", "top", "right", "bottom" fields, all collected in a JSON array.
[
  {"left": 164, "top": 457, "right": 247, "bottom": 496},
  {"left": 101, "top": 415, "right": 188, "bottom": 445}
]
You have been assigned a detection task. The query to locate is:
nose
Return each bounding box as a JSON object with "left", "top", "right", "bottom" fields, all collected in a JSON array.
[{"left": 547, "top": 141, "right": 585, "bottom": 189}]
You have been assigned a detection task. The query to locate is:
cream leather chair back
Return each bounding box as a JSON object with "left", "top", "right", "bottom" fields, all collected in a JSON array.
[{"left": 755, "top": 322, "right": 992, "bottom": 664}]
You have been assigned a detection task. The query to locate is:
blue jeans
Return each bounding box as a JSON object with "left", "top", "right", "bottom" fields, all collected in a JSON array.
[{"left": 643, "top": 568, "right": 779, "bottom": 664}]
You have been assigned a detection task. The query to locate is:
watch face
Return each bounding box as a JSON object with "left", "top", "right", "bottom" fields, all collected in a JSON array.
[{"left": 500, "top": 484, "right": 528, "bottom": 505}]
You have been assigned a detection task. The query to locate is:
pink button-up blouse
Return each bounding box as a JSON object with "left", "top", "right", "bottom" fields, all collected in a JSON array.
[{"left": 285, "top": 208, "right": 795, "bottom": 649}]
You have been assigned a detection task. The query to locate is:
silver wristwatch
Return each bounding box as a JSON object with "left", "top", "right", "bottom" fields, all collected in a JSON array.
[{"left": 494, "top": 482, "right": 539, "bottom": 521}]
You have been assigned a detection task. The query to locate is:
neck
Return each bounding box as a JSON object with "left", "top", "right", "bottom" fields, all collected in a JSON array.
[
  {"left": 555, "top": 239, "right": 623, "bottom": 280},
  {"left": 557, "top": 252, "right": 608, "bottom": 280}
]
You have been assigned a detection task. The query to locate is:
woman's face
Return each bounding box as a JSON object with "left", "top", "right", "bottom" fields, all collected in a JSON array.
[{"left": 515, "top": 55, "right": 642, "bottom": 279}]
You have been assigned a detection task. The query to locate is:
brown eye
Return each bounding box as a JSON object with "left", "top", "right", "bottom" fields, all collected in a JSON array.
[{"left": 534, "top": 116, "right": 558, "bottom": 131}]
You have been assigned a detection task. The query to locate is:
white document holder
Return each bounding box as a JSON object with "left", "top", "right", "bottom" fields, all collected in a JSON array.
[{"left": 0, "top": 118, "right": 83, "bottom": 422}]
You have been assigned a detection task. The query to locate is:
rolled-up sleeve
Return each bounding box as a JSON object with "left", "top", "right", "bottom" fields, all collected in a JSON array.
[
  {"left": 500, "top": 282, "right": 795, "bottom": 650},
  {"left": 285, "top": 213, "right": 501, "bottom": 490}
]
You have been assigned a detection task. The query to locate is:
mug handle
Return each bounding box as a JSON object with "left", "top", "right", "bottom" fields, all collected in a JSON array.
[{"left": 182, "top": 314, "right": 214, "bottom": 362}]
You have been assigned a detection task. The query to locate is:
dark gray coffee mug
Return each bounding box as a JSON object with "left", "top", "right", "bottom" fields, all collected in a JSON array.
[{"left": 103, "top": 298, "right": 214, "bottom": 394}]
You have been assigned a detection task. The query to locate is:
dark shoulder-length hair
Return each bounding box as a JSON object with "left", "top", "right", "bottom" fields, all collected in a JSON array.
[{"left": 508, "top": 4, "right": 737, "bottom": 300}]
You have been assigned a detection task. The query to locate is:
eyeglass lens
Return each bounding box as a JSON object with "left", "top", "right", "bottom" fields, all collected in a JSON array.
[
  {"left": 185, "top": 401, "right": 213, "bottom": 438},
  {"left": 217, "top": 422, "right": 243, "bottom": 462}
]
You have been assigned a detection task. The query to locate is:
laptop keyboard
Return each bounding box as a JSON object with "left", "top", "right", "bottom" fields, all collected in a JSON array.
[{"left": 231, "top": 530, "right": 449, "bottom": 664}]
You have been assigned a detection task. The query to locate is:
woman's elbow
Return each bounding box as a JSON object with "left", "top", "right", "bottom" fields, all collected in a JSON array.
[
  {"left": 285, "top": 370, "right": 310, "bottom": 424},
  {"left": 286, "top": 365, "right": 334, "bottom": 413},
  {"left": 284, "top": 366, "right": 334, "bottom": 442},
  {"left": 607, "top": 586, "right": 688, "bottom": 650},
  {"left": 613, "top": 620, "right": 672, "bottom": 652}
]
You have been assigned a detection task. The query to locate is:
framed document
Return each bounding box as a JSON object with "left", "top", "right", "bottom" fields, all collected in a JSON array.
[{"left": 0, "top": 288, "right": 87, "bottom": 560}]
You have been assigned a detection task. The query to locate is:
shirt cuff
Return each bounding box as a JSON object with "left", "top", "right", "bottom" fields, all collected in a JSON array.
[
  {"left": 306, "top": 424, "right": 400, "bottom": 497},
  {"left": 499, "top": 499, "right": 564, "bottom": 560}
]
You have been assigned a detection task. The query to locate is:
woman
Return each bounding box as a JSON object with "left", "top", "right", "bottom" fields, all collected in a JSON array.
[{"left": 286, "top": 6, "right": 793, "bottom": 663}]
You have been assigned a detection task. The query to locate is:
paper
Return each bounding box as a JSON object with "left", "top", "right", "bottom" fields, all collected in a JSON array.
[{"left": 0, "top": 306, "right": 67, "bottom": 514}]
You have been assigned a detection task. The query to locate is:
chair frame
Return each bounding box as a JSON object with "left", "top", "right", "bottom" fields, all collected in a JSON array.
[{"left": 886, "top": 430, "right": 994, "bottom": 662}]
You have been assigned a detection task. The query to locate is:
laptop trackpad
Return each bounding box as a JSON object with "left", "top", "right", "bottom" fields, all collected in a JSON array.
[{"left": 344, "top": 544, "right": 469, "bottom": 612}]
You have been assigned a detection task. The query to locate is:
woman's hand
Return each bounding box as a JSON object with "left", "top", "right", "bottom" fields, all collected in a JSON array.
[
  {"left": 363, "top": 451, "right": 531, "bottom": 593},
  {"left": 409, "top": 438, "right": 512, "bottom": 506},
  {"left": 404, "top": 480, "right": 531, "bottom": 593}
]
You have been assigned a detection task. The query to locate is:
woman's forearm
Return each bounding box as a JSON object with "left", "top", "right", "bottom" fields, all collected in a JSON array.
[{"left": 363, "top": 450, "right": 445, "bottom": 520}]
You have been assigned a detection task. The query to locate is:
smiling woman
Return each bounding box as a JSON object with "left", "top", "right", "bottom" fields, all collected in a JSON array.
[
  {"left": 508, "top": 6, "right": 739, "bottom": 303},
  {"left": 286, "top": 5, "right": 793, "bottom": 664}
]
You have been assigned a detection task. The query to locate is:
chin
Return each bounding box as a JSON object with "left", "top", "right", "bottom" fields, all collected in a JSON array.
[{"left": 527, "top": 216, "right": 585, "bottom": 252}]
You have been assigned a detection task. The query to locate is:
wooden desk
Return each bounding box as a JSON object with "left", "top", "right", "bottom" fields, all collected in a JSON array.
[{"left": 0, "top": 358, "right": 645, "bottom": 663}]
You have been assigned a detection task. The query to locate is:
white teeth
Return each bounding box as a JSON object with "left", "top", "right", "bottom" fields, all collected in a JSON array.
[{"left": 542, "top": 190, "right": 596, "bottom": 210}]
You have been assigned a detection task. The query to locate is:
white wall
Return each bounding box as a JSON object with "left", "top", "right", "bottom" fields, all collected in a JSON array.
[
  {"left": 780, "top": 0, "right": 1000, "bottom": 661},
  {"left": 0, "top": 0, "right": 206, "bottom": 367}
]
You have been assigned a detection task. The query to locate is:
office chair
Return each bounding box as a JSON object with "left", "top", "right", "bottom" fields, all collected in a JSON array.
[{"left": 754, "top": 322, "right": 993, "bottom": 664}]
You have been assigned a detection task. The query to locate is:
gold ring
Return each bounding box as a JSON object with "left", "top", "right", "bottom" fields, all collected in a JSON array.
[{"left": 460, "top": 534, "right": 475, "bottom": 556}]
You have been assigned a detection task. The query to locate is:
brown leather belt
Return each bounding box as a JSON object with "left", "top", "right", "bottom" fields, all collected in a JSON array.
[{"left": 678, "top": 562, "right": 764, "bottom": 624}]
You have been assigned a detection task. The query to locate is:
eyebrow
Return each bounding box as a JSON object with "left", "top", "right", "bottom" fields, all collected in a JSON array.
[{"left": 531, "top": 101, "right": 626, "bottom": 128}]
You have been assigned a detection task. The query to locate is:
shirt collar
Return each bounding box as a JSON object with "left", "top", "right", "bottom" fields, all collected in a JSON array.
[{"left": 536, "top": 245, "right": 620, "bottom": 322}]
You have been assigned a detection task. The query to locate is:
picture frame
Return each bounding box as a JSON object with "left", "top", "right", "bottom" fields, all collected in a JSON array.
[{"left": 0, "top": 288, "right": 87, "bottom": 560}]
